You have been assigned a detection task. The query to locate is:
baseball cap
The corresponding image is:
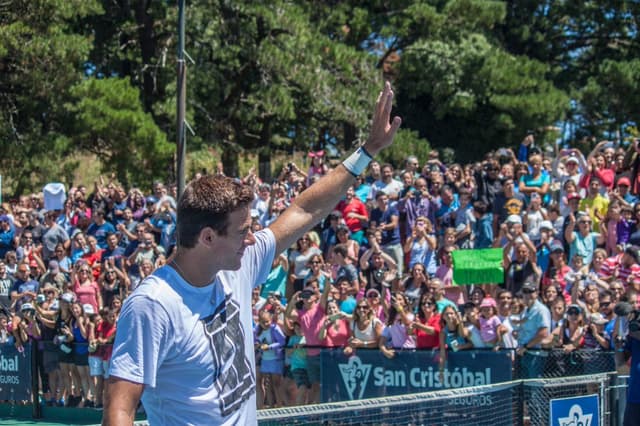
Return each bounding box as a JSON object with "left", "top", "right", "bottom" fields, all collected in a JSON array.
[
  {"left": 21, "top": 303, "right": 35, "bottom": 312},
  {"left": 506, "top": 214, "right": 522, "bottom": 225},
  {"left": 48, "top": 260, "right": 60, "bottom": 273},
  {"left": 521, "top": 281, "right": 538, "bottom": 293},
  {"left": 0, "top": 215, "right": 9, "bottom": 223},
  {"left": 540, "top": 220, "right": 553, "bottom": 231},
  {"left": 366, "top": 288, "right": 381, "bottom": 298},
  {"left": 617, "top": 177, "right": 631, "bottom": 187},
  {"left": 567, "top": 192, "right": 581, "bottom": 201},
  {"left": 566, "top": 156, "right": 579, "bottom": 165},
  {"left": 549, "top": 240, "right": 564, "bottom": 253},
  {"left": 479, "top": 297, "right": 497, "bottom": 309}
]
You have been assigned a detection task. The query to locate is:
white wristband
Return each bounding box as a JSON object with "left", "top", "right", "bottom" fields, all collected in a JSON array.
[{"left": 342, "top": 146, "right": 373, "bottom": 177}]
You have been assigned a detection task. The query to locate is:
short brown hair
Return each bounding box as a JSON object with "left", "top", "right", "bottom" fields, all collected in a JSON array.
[{"left": 177, "top": 175, "right": 253, "bottom": 248}]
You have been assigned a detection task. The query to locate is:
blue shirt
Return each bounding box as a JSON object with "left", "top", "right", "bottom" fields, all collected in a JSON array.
[
  {"left": 370, "top": 206, "right": 400, "bottom": 246},
  {"left": 519, "top": 299, "right": 550, "bottom": 348},
  {"left": 87, "top": 221, "right": 117, "bottom": 249}
]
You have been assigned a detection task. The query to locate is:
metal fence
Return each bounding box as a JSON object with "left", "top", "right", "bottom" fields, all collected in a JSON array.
[{"left": 258, "top": 373, "right": 622, "bottom": 425}]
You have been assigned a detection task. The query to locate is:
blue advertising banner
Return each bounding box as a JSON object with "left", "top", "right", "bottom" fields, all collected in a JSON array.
[
  {"left": 550, "top": 394, "right": 599, "bottom": 426},
  {"left": 0, "top": 343, "right": 32, "bottom": 401},
  {"left": 321, "top": 349, "right": 513, "bottom": 402}
]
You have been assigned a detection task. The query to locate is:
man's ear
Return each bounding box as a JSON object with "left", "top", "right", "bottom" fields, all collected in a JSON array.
[{"left": 199, "top": 227, "right": 216, "bottom": 246}]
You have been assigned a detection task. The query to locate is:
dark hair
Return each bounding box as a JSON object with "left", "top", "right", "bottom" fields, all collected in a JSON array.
[
  {"left": 177, "top": 175, "right": 254, "bottom": 248},
  {"left": 473, "top": 200, "right": 488, "bottom": 215}
]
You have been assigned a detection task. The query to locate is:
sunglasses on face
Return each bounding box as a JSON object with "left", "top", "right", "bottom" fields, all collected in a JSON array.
[
  {"left": 357, "top": 305, "right": 370, "bottom": 310},
  {"left": 522, "top": 289, "right": 536, "bottom": 294},
  {"left": 567, "top": 310, "right": 580, "bottom": 315},
  {"left": 367, "top": 294, "right": 379, "bottom": 299},
  {"left": 422, "top": 302, "right": 434, "bottom": 307}
]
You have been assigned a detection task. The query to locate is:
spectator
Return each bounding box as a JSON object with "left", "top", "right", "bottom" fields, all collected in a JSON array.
[
  {"left": 438, "top": 306, "right": 472, "bottom": 378},
  {"left": 403, "top": 216, "right": 437, "bottom": 274},
  {"left": 0, "top": 261, "right": 14, "bottom": 310},
  {"left": 379, "top": 292, "right": 415, "bottom": 358},
  {"left": 335, "top": 186, "right": 368, "bottom": 244},
  {"left": 516, "top": 281, "right": 551, "bottom": 378},
  {"left": 344, "top": 299, "right": 383, "bottom": 356},
  {"left": 519, "top": 154, "right": 551, "bottom": 205},
  {"left": 413, "top": 293, "right": 441, "bottom": 349},
  {"left": 0, "top": 215, "right": 16, "bottom": 259},
  {"left": 71, "top": 262, "right": 102, "bottom": 314},
  {"left": 10, "top": 262, "right": 39, "bottom": 312},
  {"left": 288, "top": 233, "right": 322, "bottom": 295},
  {"left": 86, "top": 210, "right": 116, "bottom": 250},
  {"left": 398, "top": 177, "right": 435, "bottom": 240},
  {"left": 254, "top": 309, "right": 286, "bottom": 409}
]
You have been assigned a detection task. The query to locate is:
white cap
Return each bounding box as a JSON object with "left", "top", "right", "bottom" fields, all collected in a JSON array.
[
  {"left": 540, "top": 220, "right": 554, "bottom": 230},
  {"left": 506, "top": 214, "right": 522, "bottom": 225}
]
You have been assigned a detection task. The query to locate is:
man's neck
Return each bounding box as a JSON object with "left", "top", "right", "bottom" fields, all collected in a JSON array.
[{"left": 172, "top": 249, "right": 219, "bottom": 287}]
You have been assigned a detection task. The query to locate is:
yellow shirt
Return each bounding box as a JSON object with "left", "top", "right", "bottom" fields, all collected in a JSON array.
[{"left": 579, "top": 195, "right": 609, "bottom": 230}]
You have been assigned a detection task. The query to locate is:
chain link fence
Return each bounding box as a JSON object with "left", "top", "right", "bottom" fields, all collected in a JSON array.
[{"left": 513, "top": 349, "right": 616, "bottom": 379}]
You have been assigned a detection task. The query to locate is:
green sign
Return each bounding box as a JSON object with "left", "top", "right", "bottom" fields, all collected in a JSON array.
[{"left": 452, "top": 248, "right": 504, "bottom": 285}]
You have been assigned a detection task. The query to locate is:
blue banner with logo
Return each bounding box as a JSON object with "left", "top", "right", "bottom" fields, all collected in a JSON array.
[
  {"left": 550, "top": 394, "right": 599, "bottom": 426},
  {"left": 0, "top": 343, "right": 32, "bottom": 401},
  {"left": 321, "top": 349, "right": 513, "bottom": 402}
]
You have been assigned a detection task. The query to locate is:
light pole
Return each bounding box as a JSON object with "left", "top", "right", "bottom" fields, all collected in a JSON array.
[{"left": 176, "top": 0, "right": 186, "bottom": 200}]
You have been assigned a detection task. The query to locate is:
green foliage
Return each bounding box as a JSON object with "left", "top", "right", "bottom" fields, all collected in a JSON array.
[
  {"left": 0, "top": 0, "right": 102, "bottom": 195},
  {"left": 2, "top": 0, "right": 640, "bottom": 190},
  {"left": 67, "top": 78, "right": 173, "bottom": 189},
  {"left": 376, "top": 128, "right": 432, "bottom": 167}
]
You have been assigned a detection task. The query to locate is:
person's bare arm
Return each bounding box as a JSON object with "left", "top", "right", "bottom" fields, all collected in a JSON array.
[
  {"left": 102, "top": 377, "right": 144, "bottom": 425},
  {"left": 270, "top": 82, "right": 401, "bottom": 254}
]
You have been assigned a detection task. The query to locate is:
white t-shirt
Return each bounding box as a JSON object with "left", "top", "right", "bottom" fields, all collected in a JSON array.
[{"left": 109, "top": 229, "right": 276, "bottom": 425}]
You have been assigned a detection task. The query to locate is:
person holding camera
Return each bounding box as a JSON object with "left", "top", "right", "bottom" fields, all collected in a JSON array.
[{"left": 474, "top": 159, "right": 503, "bottom": 211}]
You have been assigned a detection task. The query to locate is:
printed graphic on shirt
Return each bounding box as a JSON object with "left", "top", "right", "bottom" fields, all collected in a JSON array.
[{"left": 202, "top": 297, "right": 255, "bottom": 417}]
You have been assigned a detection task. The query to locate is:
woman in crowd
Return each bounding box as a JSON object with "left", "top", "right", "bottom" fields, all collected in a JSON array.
[
  {"left": 51, "top": 242, "right": 72, "bottom": 276},
  {"left": 318, "top": 299, "right": 350, "bottom": 350},
  {"left": 573, "top": 282, "right": 601, "bottom": 315},
  {"left": 400, "top": 263, "right": 429, "bottom": 311},
  {"left": 344, "top": 298, "right": 383, "bottom": 356},
  {"left": 413, "top": 293, "right": 441, "bottom": 350},
  {"left": 541, "top": 283, "right": 563, "bottom": 308},
  {"left": 579, "top": 248, "right": 610, "bottom": 292},
  {"left": 403, "top": 216, "right": 437, "bottom": 275},
  {"left": 72, "top": 262, "right": 102, "bottom": 314},
  {"left": 69, "top": 302, "right": 93, "bottom": 407},
  {"left": 438, "top": 306, "right": 472, "bottom": 377},
  {"left": 519, "top": 154, "right": 551, "bottom": 205},
  {"left": 379, "top": 292, "right": 415, "bottom": 358},
  {"left": 288, "top": 233, "right": 322, "bottom": 295},
  {"left": 302, "top": 254, "right": 331, "bottom": 291},
  {"left": 98, "top": 258, "right": 130, "bottom": 308}
]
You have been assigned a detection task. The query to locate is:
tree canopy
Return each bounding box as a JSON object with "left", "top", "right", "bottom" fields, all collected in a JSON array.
[{"left": 1, "top": 0, "right": 639, "bottom": 195}]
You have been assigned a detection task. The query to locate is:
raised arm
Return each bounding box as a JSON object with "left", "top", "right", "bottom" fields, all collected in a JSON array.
[{"left": 269, "top": 82, "right": 401, "bottom": 254}]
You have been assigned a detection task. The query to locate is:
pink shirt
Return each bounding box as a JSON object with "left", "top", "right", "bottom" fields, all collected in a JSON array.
[
  {"left": 479, "top": 315, "right": 501, "bottom": 343},
  {"left": 298, "top": 303, "right": 325, "bottom": 356},
  {"left": 325, "top": 318, "right": 350, "bottom": 348},
  {"left": 73, "top": 280, "right": 100, "bottom": 313}
]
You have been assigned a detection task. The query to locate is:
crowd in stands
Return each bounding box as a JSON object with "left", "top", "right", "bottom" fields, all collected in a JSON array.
[{"left": 1, "top": 137, "right": 639, "bottom": 410}]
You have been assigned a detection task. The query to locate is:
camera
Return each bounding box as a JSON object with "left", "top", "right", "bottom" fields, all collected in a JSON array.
[
  {"left": 288, "top": 163, "right": 294, "bottom": 172},
  {"left": 413, "top": 189, "right": 422, "bottom": 197},
  {"left": 629, "top": 310, "right": 640, "bottom": 333}
]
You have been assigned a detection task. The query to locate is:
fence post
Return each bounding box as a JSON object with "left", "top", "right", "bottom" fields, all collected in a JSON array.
[{"left": 31, "top": 342, "right": 41, "bottom": 419}]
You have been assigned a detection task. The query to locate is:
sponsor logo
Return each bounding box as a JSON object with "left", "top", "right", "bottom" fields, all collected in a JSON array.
[
  {"left": 338, "top": 356, "right": 371, "bottom": 400},
  {"left": 0, "top": 355, "right": 19, "bottom": 373},
  {"left": 557, "top": 404, "right": 593, "bottom": 426}
]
